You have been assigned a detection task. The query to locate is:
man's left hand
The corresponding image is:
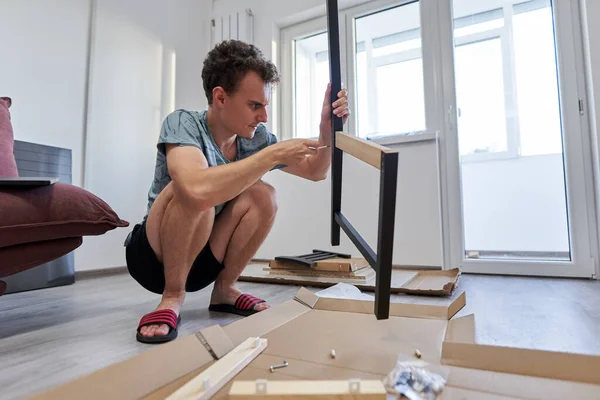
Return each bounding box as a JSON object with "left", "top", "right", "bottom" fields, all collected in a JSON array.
[{"left": 320, "top": 83, "right": 350, "bottom": 128}]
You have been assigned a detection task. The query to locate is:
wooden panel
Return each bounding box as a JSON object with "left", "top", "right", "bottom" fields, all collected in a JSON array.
[
  {"left": 266, "top": 267, "right": 375, "bottom": 283},
  {"left": 335, "top": 132, "right": 395, "bottom": 170},
  {"left": 213, "top": 365, "right": 300, "bottom": 399},
  {"left": 166, "top": 337, "right": 267, "bottom": 400},
  {"left": 269, "top": 258, "right": 368, "bottom": 272},
  {"left": 229, "top": 379, "right": 387, "bottom": 398}
]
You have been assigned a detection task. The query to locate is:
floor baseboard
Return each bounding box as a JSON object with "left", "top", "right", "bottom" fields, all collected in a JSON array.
[
  {"left": 75, "top": 266, "right": 128, "bottom": 280},
  {"left": 73, "top": 261, "right": 442, "bottom": 282}
]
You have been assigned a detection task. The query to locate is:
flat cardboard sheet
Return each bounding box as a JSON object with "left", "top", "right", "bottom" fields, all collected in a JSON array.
[
  {"left": 31, "top": 286, "right": 600, "bottom": 400},
  {"left": 241, "top": 263, "right": 460, "bottom": 296},
  {"left": 30, "top": 335, "right": 214, "bottom": 400},
  {"left": 255, "top": 309, "right": 449, "bottom": 375}
]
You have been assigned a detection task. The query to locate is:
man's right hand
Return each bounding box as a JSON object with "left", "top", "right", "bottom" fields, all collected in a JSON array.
[{"left": 269, "top": 139, "right": 322, "bottom": 167}]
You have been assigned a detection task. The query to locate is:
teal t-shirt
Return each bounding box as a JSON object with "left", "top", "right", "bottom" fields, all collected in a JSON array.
[{"left": 145, "top": 108, "right": 279, "bottom": 219}]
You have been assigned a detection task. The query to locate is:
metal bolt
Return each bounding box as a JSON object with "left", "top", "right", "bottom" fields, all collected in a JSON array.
[{"left": 269, "top": 361, "right": 288, "bottom": 372}]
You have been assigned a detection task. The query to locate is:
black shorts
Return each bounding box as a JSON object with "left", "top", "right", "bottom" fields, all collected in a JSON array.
[{"left": 125, "top": 221, "right": 224, "bottom": 295}]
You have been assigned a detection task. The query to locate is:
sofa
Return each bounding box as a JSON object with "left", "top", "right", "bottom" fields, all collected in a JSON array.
[{"left": 0, "top": 96, "right": 129, "bottom": 295}]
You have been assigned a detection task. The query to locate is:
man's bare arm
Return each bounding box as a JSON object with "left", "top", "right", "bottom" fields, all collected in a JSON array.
[
  {"left": 166, "top": 145, "right": 276, "bottom": 211},
  {"left": 282, "top": 85, "right": 349, "bottom": 181},
  {"left": 166, "top": 138, "right": 321, "bottom": 211},
  {"left": 282, "top": 123, "right": 332, "bottom": 181}
]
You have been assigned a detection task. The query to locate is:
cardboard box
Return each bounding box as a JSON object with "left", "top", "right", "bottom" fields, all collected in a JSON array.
[
  {"left": 241, "top": 263, "right": 461, "bottom": 296},
  {"left": 30, "top": 287, "right": 600, "bottom": 399}
]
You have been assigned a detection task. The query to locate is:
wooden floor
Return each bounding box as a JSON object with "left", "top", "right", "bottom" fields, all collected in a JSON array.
[{"left": 1, "top": 270, "right": 599, "bottom": 400}]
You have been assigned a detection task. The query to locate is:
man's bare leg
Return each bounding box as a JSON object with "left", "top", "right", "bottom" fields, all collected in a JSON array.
[
  {"left": 139, "top": 182, "right": 215, "bottom": 338},
  {"left": 208, "top": 180, "right": 278, "bottom": 310}
]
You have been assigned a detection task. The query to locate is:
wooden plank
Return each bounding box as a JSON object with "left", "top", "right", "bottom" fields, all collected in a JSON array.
[
  {"left": 166, "top": 337, "right": 267, "bottom": 400},
  {"left": 228, "top": 379, "right": 387, "bottom": 398},
  {"left": 335, "top": 131, "right": 396, "bottom": 170},
  {"left": 266, "top": 267, "right": 374, "bottom": 281},
  {"left": 269, "top": 258, "right": 368, "bottom": 272}
]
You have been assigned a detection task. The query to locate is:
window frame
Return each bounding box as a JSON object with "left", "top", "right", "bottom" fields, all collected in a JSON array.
[
  {"left": 441, "top": 0, "right": 598, "bottom": 277},
  {"left": 279, "top": 15, "right": 347, "bottom": 140},
  {"left": 280, "top": 0, "right": 564, "bottom": 162}
]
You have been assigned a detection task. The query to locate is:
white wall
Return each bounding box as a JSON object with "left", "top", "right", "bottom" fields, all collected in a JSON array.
[
  {"left": 0, "top": 0, "right": 212, "bottom": 271},
  {"left": 76, "top": 0, "right": 211, "bottom": 270},
  {"left": 0, "top": 0, "right": 92, "bottom": 188}
]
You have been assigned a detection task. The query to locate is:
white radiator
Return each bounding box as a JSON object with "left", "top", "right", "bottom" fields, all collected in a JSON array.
[{"left": 211, "top": 8, "right": 254, "bottom": 46}]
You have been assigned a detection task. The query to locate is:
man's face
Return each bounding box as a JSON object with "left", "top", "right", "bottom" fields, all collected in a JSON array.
[{"left": 218, "top": 71, "right": 270, "bottom": 139}]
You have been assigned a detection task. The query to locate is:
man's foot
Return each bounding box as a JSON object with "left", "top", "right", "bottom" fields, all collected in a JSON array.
[
  {"left": 138, "top": 294, "right": 185, "bottom": 338},
  {"left": 210, "top": 283, "right": 270, "bottom": 314}
]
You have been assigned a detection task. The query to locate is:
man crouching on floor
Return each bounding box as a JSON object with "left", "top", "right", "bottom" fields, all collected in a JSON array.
[{"left": 124, "top": 39, "right": 349, "bottom": 344}]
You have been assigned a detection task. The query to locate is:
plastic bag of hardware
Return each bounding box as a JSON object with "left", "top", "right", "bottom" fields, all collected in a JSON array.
[{"left": 383, "top": 357, "right": 446, "bottom": 400}]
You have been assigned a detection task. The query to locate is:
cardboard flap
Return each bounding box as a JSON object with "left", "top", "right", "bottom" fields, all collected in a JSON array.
[
  {"left": 223, "top": 299, "right": 311, "bottom": 346},
  {"left": 447, "top": 365, "right": 600, "bottom": 400},
  {"left": 198, "top": 324, "right": 235, "bottom": 359},
  {"left": 445, "top": 314, "right": 475, "bottom": 343},
  {"left": 447, "top": 291, "right": 466, "bottom": 319},
  {"left": 399, "top": 268, "right": 461, "bottom": 296},
  {"left": 310, "top": 289, "right": 466, "bottom": 320},
  {"left": 294, "top": 287, "right": 319, "bottom": 308},
  {"left": 30, "top": 335, "right": 214, "bottom": 400},
  {"left": 442, "top": 342, "right": 600, "bottom": 385}
]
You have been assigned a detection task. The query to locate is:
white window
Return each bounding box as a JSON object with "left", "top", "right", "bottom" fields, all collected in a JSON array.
[
  {"left": 280, "top": 0, "right": 568, "bottom": 160},
  {"left": 354, "top": 1, "right": 426, "bottom": 138},
  {"left": 293, "top": 32, "right": 330, "bottom": 139}
]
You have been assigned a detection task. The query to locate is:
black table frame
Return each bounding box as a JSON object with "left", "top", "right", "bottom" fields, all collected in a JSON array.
[{"left": 326, "top": 0, "right": 399, "bottom": 320}]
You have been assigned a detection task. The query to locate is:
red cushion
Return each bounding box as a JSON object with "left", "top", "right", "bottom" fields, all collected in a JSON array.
[
  {"left": 0, "top": 237, "right": 83, "bottom": 279},
  {"left": 0, "top": 97, "right": 18, "bottom": 177},
  {"left": 0, "top": 183, "right": 129, "bottom": 248}
]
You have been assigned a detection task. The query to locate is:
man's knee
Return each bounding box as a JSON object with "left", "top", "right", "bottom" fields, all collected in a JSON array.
[
  {"left": 146, "top": 183, "right": 215, "bottom": 260},
  {"left": 247, "top": 180, "right": 278, "bottom": 218}
]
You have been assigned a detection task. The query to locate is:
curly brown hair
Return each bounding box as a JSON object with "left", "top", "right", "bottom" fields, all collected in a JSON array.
[{"left": 202, "top": 40, "right": 280, "bottom": 105}]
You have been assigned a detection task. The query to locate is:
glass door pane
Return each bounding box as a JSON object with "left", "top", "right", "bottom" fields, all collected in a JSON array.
[{"left": 452, "top": 0, "right": 571, "bottom": 262}]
